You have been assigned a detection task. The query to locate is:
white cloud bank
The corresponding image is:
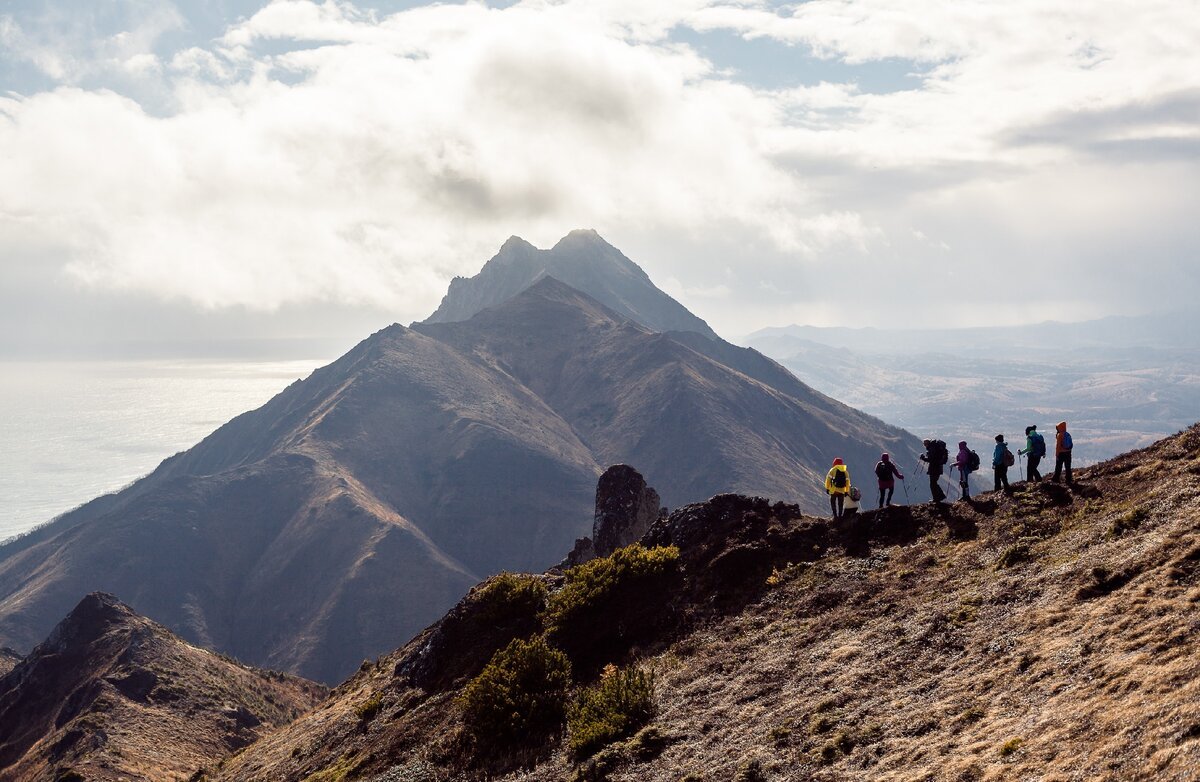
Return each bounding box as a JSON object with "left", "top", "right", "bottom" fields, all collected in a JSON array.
[{"left": 1, "top": 0, "right": 1198, "bottom": 330}]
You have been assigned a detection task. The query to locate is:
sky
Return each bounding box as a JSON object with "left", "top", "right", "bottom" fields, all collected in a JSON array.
[{"left": 2, "top": 0, "right": 1199, "bottom": 353}]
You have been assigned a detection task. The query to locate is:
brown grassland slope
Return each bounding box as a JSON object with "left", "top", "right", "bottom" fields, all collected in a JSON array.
[
  {"left": 211, "top": 425, "right": 1200, "bottom": 782},
  {"left": 0, "top": 593, "right": 326, "bottom": 782}
]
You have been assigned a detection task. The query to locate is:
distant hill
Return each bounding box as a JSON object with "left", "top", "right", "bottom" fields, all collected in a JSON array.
[
  {"left": 746, "top": 313, "right": 1200, "bottom": 466},
  {"left": 211, "top": 424, "right": 1200, "bottom": 782},
  {"left": 0, "top": 232, "right": 923, "bottom": 684},
  {"left": 0, "top": 593, "right": 323, "bottom": 782},
  {"left": 426, "top": 228, "right": 719, "bottom": 339}
]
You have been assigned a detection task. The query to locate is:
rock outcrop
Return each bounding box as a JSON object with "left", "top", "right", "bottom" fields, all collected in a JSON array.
[{"left": 566, "top": 464, "right": 663, "bottom": 566}]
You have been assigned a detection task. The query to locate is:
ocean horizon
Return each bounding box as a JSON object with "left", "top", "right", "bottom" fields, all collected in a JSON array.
[{"left": 0, "top": 358, "right": 328, "bottom": 542}]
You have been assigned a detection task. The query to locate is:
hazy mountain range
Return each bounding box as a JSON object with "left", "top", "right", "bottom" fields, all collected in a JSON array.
[
  {"left": 747, "top": 312, "right": 1200, "bottom": 468},
  {"left": 0, "top": 231, "right": 924, "bottom": 683}
]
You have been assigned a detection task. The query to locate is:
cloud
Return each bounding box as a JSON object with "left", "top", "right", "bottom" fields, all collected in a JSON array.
[{"left": 0, "top": 0, "right": 1198, "bottom": 332}]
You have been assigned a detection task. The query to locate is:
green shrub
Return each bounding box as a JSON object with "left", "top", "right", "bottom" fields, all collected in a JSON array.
[
  {"left": 567, "top": 664, "right": 656, "bottom": 759},
  {"left": 996, "top": 538, "right": 1037, "bottom": 569},
  {"left": 476, "top": 572, "right": 549, "bottom": 623},
  {"left": 1109, "top": 507, "right": 1147, "bottom": 537},
  {"left": 544, "top": 544, "right": 680, "bottom": 667},
  {"left": 355, "top": 693, "right": 382, "bottom": 724},
  {"left": 458, "top": 637, "right": 572, "bottom": 749},
  {"left": 734, "top": 758, "right": 767, "bottom": 782},
  {"left": 999, "top": 737, "right": 1023, "bottom": 757}
]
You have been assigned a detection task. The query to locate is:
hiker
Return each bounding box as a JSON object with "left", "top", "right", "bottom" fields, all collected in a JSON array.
[
  {"left": 874, "top": 453, "right": 904, "bottom": 508},
  {"left": 1019, "top": 425, "right": 1045, "bottom": 482},
  {"left": 919, "top": 439, "right": 949, "bottom": 503},
  {"left": 993, "top": 434, "right": 1013, "bottom": 492},
  {"left": 825, "top": 458, "right": 851, "bottom": 519},
  {"left": 844, "top": 485, "right": 861, "bottom": 517},
  {"left": 955, "top": 441, "right": 978, "bottom": 499},
  {"left": 1053, "top": 421, "right": 1074, "bottom": 484}
]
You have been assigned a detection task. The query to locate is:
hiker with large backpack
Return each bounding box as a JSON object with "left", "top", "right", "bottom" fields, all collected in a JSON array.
[
  {"left": 918, "top": 439, "right": 948, "bottom": 503},
  {"left": 993, "top": 434, "right": 1014, "bottom": 492},
  {"left": 1019, "top": 425, "right": 1045, "bottom": 482},
  {"left": 874, "top": 453, "right": 904, "bottom": 508},
  {"left": 955, "top": 441, "right": 979, "bottom": 500},
  {"left": 844, "top": 485, "right": 862, "bottom": 517},
  {"left": 825, "top": 458, "right": 851, "bottom": 519},
  {"left": 1053, "top": 421, "right": 1074, "bottom": 484}
]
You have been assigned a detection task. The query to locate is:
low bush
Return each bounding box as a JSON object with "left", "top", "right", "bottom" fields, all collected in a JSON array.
[
  {"left": 544, "top": 544, "right": 680, "bottom": 668},
  {"left": 458, "top": 637, "right": 572, "bottom": 750},
  {"left": 355, "top": 693, "right": 382, "bottom": 725},
  {"left": 476, "top": 572, "right": 549, "bottom": 624},
  {"left": 1109, "top": 507, "right": 1148, "bottom": 537},
  {"left": 567, "top": 664, "right": 656, "bottom": 759}
]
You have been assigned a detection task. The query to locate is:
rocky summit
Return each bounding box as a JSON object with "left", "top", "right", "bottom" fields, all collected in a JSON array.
[
  {"left": 205, "top": 425, "right": 1200, "bottom": 782},
  {"left": 0, "top": 232, "right": 922, "bottom": 683}
]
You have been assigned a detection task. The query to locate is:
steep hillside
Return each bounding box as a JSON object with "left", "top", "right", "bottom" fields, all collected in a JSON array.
[
  {"left": 426, "top": 229, "right": 719, "bottom": 339},
  {"left": 0, "top": 593, "right": 324, "bottom": 782},
  {"left": 0, "top": 233, "right": 922, "bottom": 684},
  {"left": 213, "top": 426, "right": 1200, "bottom": 782}
]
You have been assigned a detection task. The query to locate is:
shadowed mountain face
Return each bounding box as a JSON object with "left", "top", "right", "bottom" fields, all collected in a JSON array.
[
  {"left": 426, "top": 229, "right": 719, "bottom": 340},
  {"left": 0, "top": 233, "right": 924, "bottom": 684},
  {"left": 0, "top": 593, "right": 324, "bottom": 782}
]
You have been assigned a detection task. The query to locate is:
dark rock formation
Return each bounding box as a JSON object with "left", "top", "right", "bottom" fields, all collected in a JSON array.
[{"left": 566, "top": 465, "right": 663, "bottom": 566}]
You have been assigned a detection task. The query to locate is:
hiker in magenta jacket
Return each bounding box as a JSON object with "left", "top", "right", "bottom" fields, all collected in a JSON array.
[
  {"left": 874, "top": 453, "right": 903, "bottom": 508},
  {"left": 1053, "top": 421, "right": 1074, "bottom": 484},
  {"left": 955, "top": 441, "right": 972, "bottom": 499}
]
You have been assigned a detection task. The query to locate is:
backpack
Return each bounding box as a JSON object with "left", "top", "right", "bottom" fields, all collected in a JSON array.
[
  {"left": 967, "top": 450, "right": 980, "bottom": 472},
  {"left": 930, "top": 440, "right": 949, "bottom": 466},
  {"left": 1030, "top": 432, "right": 1046, "bottom": 457},
  {"left": 1002, "top": 446, "right": 1015, "bottom": 467},
  {"left": 1062, "top": 431, "right": 1073, "bottom": 451},
  {"left": 849, "top": 486, "right": 862, "bottom": 502},
  {"left": 832, "top": 469, "right": 847, "bottom": 489},
  {"left": 875, "top": 461, "right": 892, "bottom": 481}
]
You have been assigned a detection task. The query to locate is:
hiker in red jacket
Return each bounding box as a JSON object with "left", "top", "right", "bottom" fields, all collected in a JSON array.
[{"left": 874, "top": 453, "right": 904, "bottom": 508}]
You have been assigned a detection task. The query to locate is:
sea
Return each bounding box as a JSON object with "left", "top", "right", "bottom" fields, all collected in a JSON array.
[{"left": 0, "top": 359, "right": 328, "bottom": 542}]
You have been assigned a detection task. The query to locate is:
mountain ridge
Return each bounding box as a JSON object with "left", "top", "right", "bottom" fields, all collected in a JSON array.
[
  {"left": 0, "top": 592, "right": 324, "bottom": 782},
  {"left": 0, "top": 233, "right": 925, "bottom": 684},
  {"left": 208, "top": 423, "right": 1200, "bottom": 781}
]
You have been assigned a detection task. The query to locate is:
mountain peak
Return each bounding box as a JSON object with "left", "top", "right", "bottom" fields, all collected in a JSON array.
[
  {"left": 424, "top": 231, "right": 718, "bottom": 340},
  {"left": 42, "top": 592, "right": 140, "bottom": 653},
  {"left": 551, "top": 227, "right": 608, "bottom": 249}
]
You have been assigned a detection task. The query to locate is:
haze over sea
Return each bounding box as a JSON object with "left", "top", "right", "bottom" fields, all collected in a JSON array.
[{"left": 0, "top": 359, "right": 326, "bottom": 541}]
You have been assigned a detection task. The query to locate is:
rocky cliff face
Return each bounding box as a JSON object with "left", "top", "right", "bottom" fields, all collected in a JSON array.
[
  {"left": 209, "top": 425, "right": 1200, "bottom": 782},
  {"left": 0, "top": 593, "right": 324, "bottom": 782},
  {"left": 566, "top": 464, "right": 663, "bottom": 566}
]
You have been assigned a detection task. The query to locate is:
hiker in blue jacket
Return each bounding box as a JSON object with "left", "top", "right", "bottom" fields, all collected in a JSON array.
[
  {"left": 992, "top": 434, "right": 1012, "bottom": 492},
  {"left": 1019, "top": 425, "right": 1045, "bottom": 482}
]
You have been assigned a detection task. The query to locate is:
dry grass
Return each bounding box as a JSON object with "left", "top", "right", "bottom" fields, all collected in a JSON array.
[{"left": 214, "top": 426, "right": 1200, "bottom": 782}]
